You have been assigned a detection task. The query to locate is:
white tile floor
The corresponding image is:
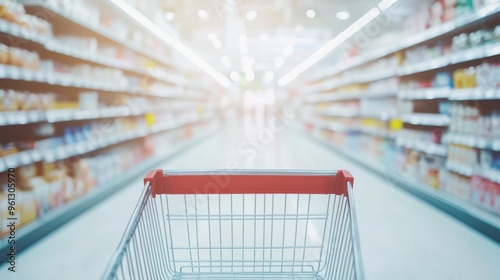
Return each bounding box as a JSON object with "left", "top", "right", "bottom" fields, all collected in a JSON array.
[{"left": 1, "top": 120, "right": 499, "bottom": 280}]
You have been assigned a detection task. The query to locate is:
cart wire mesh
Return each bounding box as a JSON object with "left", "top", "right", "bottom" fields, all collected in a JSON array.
[{"left": 104, "top": 172, "right": 363, "bottom": 280}]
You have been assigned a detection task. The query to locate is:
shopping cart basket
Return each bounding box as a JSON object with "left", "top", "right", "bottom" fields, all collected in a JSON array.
[{"left": 104, "top": 169, "right": 363, "bottom": 280}]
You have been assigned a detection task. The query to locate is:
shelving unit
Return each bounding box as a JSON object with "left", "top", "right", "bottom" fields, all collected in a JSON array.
[
  {"left": 292, "top": 123, "right": 500, "bottom": 243},
  {"left": 290, "top": 1, "right": 500, "bottom": 240},
  {"left": 0, "top": 0, "right": 225, "bottom": 255}
]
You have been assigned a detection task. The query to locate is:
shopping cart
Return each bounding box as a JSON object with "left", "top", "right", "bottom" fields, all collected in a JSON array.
[{"left": 104, "top": 169, "right": 363, "bottom": 280}]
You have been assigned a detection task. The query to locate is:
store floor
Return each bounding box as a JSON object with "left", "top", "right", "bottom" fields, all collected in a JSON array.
[{"left": 2, "top": 117, "right": 499, "bottom": 280}]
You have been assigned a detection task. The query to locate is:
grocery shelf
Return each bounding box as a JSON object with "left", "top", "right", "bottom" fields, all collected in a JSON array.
[
  {"left": 399, "top": 88, "right": 451, "bottom": 100},
  {"left": 447, "top": 161, "right": 500, "bottom": 184},
  {"left": 310, "top": 3, "right": 500, "bottom": 82},
  {"left": 0, "top": 65, "right": 207, "bottom": 99},
  {"left": 306, "top": 90, "right": 397, "bottom": 103},
  {"left": 21, "top": 1, "right": 177, "bottom": 71},
  {"left": 304, "top": 119, "right": 350, "bottom": 133},
  {"left": 401, "top": 113, "right": 450, "bottom": 126},
  {"left": 0, "top": 104, "right": 205, "bottom": 126},
  {"left": 399, "top": 55, "right": 450, "bottom": 76},
  {"left": 360, "top": 128, "right": 397, "bottom": 140},
  {"left": 309, "top": 69, "right": 396, "bottom": 93},
  {"left": 0, "top": 125, "right": 218, "bottom": 264},
  {"left": 0, "top": 19, "right": 185, "bottom": 86},
  {"left": 396, "top": 137, "right": 447, "bottom": 157},
  {"left": 319, "top": 108, "right": 359, "bottom": 118},
  {"left": 446, "top": 161, "right": 475, "bottom": 177},
  {"left": 293, "top": 123, "right": 500, "bottom": 243},
  {"left": 399, "top": 42, "right": 500, "bottom": 76},
  {"left": 444, "top": 132, "right": 500, "bottom": 151},
  {"left": 0, "top": 116, "right": 214, "bottom": 173},
  {"left": 448, "top": 88, "right": 500, "bottom": 100},
  {"left": 0, "top": 65, "right": 142, "bottom": 94}
]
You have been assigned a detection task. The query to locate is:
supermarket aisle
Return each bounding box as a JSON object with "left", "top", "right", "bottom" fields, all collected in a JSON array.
[{"left": 2, "top": 120, "right": 500, "bottom": 280}]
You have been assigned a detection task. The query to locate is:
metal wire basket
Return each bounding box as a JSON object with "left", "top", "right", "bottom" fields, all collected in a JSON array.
[{"left": 104, "top": 169, "right": 363, "bottom": 279}]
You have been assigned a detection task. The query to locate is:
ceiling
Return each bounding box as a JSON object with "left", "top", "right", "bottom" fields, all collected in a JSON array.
[{"left": 153, "top": 0, "right": 418, "bottom": 88}]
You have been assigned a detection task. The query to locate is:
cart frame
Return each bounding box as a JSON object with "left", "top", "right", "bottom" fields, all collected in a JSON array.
[{"left": 104, "top": 169, "right": 364, "bottom": 279}]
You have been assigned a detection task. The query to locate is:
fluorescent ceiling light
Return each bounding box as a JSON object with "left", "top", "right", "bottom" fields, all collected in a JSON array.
[
  {"left": 109, "top": 0, "right": 230, "bottom": 88},
  {"left": 283, "top": 45, "right": 294, "bottom": 56},
  {"left": 208, "top": 32, "right": 217, "bottom": 40},
  {"left": 378, "top": 0, "right": 399, "bottom": 11},
  {"left": 230, "top": 71, "right": 240, "bottom": 82},
  {"left": 275, "top": 57, "right": 284, "bottom": 68},
  {"left": 336, "top": 11, "right": 350, "bottom": 20},
  {"left": 221, "top": 56, "right": 231, "bottom": 68},
  {"left": 246, "top": 10, "right": 257, "bottom": 20},
  {"left": 164, "top": 12, "right": 175, "bottom": 21},
  {"left": 265, "top": 70, "right": 274, "bottom": 82},
  {"left": 198, "top": 9, "right": 209, "bottom": 19},
  {"left": 278, "top": 7, "right": 380, "bottom": 87},
  {"left": 306, "top": 9, "right": 316, "bottom": 18},
  {"left": 212, "top": 39, "right": 222, "bottom": 49}
]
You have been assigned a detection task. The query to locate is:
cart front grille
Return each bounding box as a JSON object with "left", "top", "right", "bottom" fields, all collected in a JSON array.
[{"left": 105, "top": 183, "right": 361, "bottom": 279}]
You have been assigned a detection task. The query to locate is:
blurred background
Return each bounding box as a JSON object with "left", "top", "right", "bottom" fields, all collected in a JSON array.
[{"left": 0, "top": 0, "right": 499, "bottom": 279}]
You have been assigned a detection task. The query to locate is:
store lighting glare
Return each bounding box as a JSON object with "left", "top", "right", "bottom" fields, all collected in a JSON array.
[
  {"left": 108, "top": 0, "right": 230, "bottom": 88},
  {"left": 336, "top": 11, "right": 350, "bottom": 20},
  {"left": 283, "top": 45, "right": 294, "bottom": 56},
  {"left": 208, "top": 32, "right": 217, "bottom": 40},
  {"left": 378, "top": 0, "right": 399, "bottom": 11},
  {"left": 212, "top": 39, "right": 222, "bottom": 49},
  {"left": 239, "top": 34, "right": 248, "bottom": 55},
  {"left": 221, "top": 56, "right": 231, "bottom": 68},
  {"left": 164, "top": 12, "right": 175, "bottom": 21},
  {"left": 246, "top": 10, "right": 257, "bottom": 20},
  {"left": 278, "top": 7, "right": 381, "bottom": 87},
  {"left": 198, "top": 9, "right": 209, "bottom": 19},
  {"left": 246, "top": 71, "right": 255, "bottom": 82},
  {"left": 230, "top": 71, "right": 240, "bottom": 82},
  {"left": 306, "top": 9, "right": 316, "bottom": 18},
  {"left": 275, "top": 57, "right": 284, "bottom": 68},
  {"left": 265, "top": 70, "right": 274, "bottom": 82}
]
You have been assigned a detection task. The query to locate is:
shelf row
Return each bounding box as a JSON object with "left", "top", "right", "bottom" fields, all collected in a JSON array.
[
  {"left": 0, "top": 115, "right": 213, "bottom": 173},
  {"left": 306, "top": 42, "right": 500, "bottom": 93},
  {"left": 306, "top": 87, "right": 500, "bottom": 103},
  {"left": 295, "top": 122, "right": 500, "bottom": 242},
  {"left": 0, "top": 104, "right": 201, "bottom": 126},
  {"left": 444, "top": 133, "right": 500, "bottom": 151},
  {"left": 22, "top": 1, "right": 176, "bottom": 71},
  {"left": 310, "top": 3, "right": 500, "bottom": 82},
  {"left": 0, "top": 65, "right": 206, "bottom": 99},
  {"left": 0, "top": 19, "right": 182, "bottom": 87},
  {"left": 305, "top": 90, "right": 398, "bottom": 103},
  {"left": 0, "top": 122, "right": 218, "bottom": 262}
]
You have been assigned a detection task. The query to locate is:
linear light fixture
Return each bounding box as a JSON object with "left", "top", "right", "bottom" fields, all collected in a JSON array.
[
  {"left": 109, "top": 0, "right": 231, "bottom": 88},
  {"left": 278, "top": 1, "right": 397, "bottom": 87}
]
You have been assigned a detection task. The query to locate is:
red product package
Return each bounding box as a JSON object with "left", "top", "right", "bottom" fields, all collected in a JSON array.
[{"left": 471, "top": 175, "right": 500, "bottom": 214}]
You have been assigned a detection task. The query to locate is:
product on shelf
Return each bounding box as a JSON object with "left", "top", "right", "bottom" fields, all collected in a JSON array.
[
  {"left": 471, "top": 175, "right": 500, "bottom": 214},
  {"left": 0, "top": 44, "right": 41, "bottom": 70},
  {"left": 0, "top": 0, "right": 53, "bottom": 36}
]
